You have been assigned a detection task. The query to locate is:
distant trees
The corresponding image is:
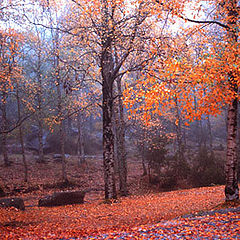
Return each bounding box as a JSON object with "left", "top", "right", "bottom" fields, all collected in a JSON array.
[
  {"left": 0, "top": 29, "right": 23, "bottom": 166},
  {"left": 125, "top": 0, "right": 240, "bottom": 200},
  {"left": 0, "top": 0, "right": 239, "bottom": 202}
]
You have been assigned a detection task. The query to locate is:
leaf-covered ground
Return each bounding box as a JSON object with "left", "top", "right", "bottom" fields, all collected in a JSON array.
[
  {"left": 1, "top": 185, "right": 239, "bottom": 239},
  {"left": 1, "top": 155, "right": 239, "bottom": 239},
  {"left": 85, "top": 209, "right": 240, "bottom": 239}
]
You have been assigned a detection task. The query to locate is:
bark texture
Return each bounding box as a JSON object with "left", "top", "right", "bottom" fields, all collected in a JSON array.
[
  {"left": 101, "top": 0, "right": 117, "bottom": 200},
  {"left": 225, "top": 98, "right": 239, "bottom": 200},
  {"left": 225, "top": 0, "right": 239, "bottom": 201},
  {"left": 102, "top": 81, "right": 116, "bottom": 199}
]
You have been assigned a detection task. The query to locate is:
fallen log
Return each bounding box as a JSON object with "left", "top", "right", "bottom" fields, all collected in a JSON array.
[
  {"left": 38, "top": 190, "right": 85, "bottom": 207},
  {"left": 0, "top": 197, "right": 25, "bottom": 210}
]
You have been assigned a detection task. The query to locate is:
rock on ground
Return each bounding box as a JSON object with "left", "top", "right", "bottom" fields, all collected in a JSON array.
[
  {"left": 0, "top": 197, "right": 25, "bottom": 210},
  {"left": 38, "top": 191, "right": 85, "bottom": 207}
]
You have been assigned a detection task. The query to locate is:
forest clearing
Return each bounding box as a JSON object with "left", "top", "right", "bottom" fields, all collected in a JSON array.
[
  {"left": 0, "top": 155, "right": 240, "bottom": 239},
  {"left": 1, "top": 0, "right": 240, "bottom": 239}
]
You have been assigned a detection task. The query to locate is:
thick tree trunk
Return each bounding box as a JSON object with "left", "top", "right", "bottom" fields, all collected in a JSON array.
[
  {"left": 225, "top": 97, "right": 239, "bottom": 200},
  {"left": 225, "top": 0, "right": 239, "bottom": 201},
  {"left": 101, "top": 0, "right": 117, "bottom": 199},
  {"left": 102, "top": 81, "right": 117, "bottom": 199}
]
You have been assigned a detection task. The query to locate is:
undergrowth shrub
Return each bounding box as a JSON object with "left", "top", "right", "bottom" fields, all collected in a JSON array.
[
  {"left": 145, "top": 135, "right": 190, "bottom": 190},
  {"left": 190, "top": 147, "right": 225, "bottom": 187}
]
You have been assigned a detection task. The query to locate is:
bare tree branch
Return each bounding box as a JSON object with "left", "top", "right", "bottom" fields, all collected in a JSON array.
[
  {"left": 0, "top": 112, "right": 35, "bottom": 134},
  {"left": 179, "top": 15, "right": 229, "bottom": 29}
]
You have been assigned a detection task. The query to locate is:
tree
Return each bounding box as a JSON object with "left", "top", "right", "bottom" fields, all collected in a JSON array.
[
  {"left": 60, "top": 0, "right": 159, "bottom": 199},
  {"left": 125, "top": 0, "right": 240, "bottom": 201},
  {"left": 0, "top": 29, "right": 22, "bottom": 166}
]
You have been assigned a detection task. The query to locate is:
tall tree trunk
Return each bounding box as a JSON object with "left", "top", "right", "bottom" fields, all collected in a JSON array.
[
  {"left": 225, "top": 0, "right": 239, "bottom": 201},
  {"left": 112, "top": 103, "right": 119, "bottom": 174},
  {"left": 37, "top": 111, "right": 44, "bottom": 162},
  {"left": 59, "top": 119, "right": 67, "bottom": 182},
  {"left": 226, "top": 97, "right": 238, "bottom": 200},
  {"left": 55, "top": 29, "right": 68, "bottom": 183},
  {"left": 77, "top": 113, "right": 85, "bottom": 166},
  {"left": 36, "top": 50, "right": 44, "bottom": 163},
  {"left": 102, "top": 80, "right": 116, "bottom": 199},
  {"left": 141, "top": 142, "right": 147, "bottom": 176},
  {"left": 174, "top": 96, "right": 184, "bottom": 160},
  {"left": 116, "top": 77, "right": 127, "bottom": 196},
  {"left": 1, "top": 89, "right": 10, "bottom": 166},
  {"left": 101, "top": 0, "right": 117, "bottom": 200},
  {"left": 207, "top": 115, "right": 213, "bottom": 154},
  {"left": 16, "top": 83, "right": 28, "bottom": 182},
  {"left": 193, "top": 89, "right": 204, "bottom": 148}
]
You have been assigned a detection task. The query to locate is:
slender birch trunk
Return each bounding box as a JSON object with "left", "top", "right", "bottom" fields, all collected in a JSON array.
[{"left": 225, "top": 0, "right": 239, "bottom": 201}]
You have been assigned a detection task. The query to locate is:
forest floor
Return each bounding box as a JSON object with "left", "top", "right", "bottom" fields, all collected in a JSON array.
[{"left": 0, "top": 154, "right": 240, "bottom": 239}]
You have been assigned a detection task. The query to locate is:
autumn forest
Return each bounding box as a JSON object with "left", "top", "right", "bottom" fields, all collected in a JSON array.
[{"left": 0, "top": 0, "right": 240, "bottom": 239}]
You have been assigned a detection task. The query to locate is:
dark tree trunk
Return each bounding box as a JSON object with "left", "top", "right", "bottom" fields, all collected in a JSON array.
[
  {"left": 60, "top": 120, "right": 67, "bottom": 182},
  {"left": 112, "top": 103, "right": 119, "bottom": 174},
  {"left": 55, "top": 30, "right": 68, "bottom": 183},
  {"left": 16, "top": 83, "right": 28, "bottom": 182},
  {"left": 36, "top": 50, "right": 44, "bottom": 163},
  {"left": 174, "top": 97, "right": 184, "bottom": 160},
  {"left": 1, "top": 89, "right": 10, "bottom": 166},
  {"left": 37, "top": 111, "right": 44, "bottom": 162},
  {"left": 141, "top": 143, "right": 147, "bottom": 176},
  {"left": 101, "top": 0, "right": 117, "bottom": 199},
  {"left": 102, "top": 80, "right": 117, "bottom": 199},
  {"left": 116, "top": 77, "right": 127, "bottom": 196},
  {"left": 207, "top": 115, "right": 213, "bottom": 153},
  {"left": 77, "top": 113, "right": 85, "bottom": 166}
]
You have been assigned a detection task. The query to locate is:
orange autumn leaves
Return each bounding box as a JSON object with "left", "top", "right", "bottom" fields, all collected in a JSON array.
[
  {"left": 123, "top": 27, "right": 240, "bottom": 126},
  {"left": 0, "top": 29, "right": 23, "bottom": 94},
  {"left": 0, "top": 185, "right": 226, "bottom": 239}
]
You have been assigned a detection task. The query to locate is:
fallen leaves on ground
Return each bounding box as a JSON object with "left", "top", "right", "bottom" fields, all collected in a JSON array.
[
  {"left": 87, "top": 210, "right": 240, "bottom": 239},
  {"left": 0, "top": 185, "right": 233, "bottom": 239}
]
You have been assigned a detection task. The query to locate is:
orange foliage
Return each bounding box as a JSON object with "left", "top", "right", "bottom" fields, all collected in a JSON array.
[
  {"left": 0, "top": 185, "right": 226, "bottom": 239},
  {"left": 124, "top": 12, "right": 239, "bottom": 125},
  {"left": 0, "top": 29, "right": 23, "bottom": 94}
]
